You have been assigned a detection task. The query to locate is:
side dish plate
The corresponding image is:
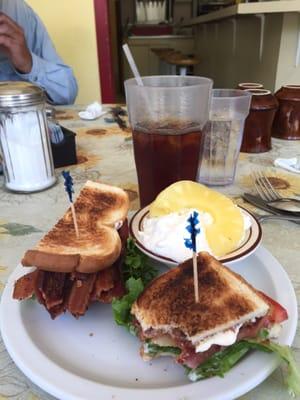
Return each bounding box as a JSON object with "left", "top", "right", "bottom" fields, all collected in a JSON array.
[{"left": 129, "top": 206, "right": 262, "bottom": 266}]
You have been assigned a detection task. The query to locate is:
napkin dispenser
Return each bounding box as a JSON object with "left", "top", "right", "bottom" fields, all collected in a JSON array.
[
  {"left": 45, "top": 106, "right": 77, "bottom": 168},
  {"left": 51, "top": 126, "right": 77, "bottom": 168}
]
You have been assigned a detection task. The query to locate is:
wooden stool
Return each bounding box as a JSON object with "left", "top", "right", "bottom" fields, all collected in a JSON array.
[
  {"left": 162, "top": 51, "right": 184, "bottom": 75},
  {"left": 168, "top": 55, "right": 200, "bottom": 76},
  {"left": 161, "top": 51, "right": 182, "bottom": 61},
  {"left": 151, "top": 48, "right": 175, "bottom": 75}
]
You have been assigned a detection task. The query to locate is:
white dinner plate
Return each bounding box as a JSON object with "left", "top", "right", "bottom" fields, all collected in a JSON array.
[
  {"left": 129, "top": 206, "right": 262, "bottom": 266},
  {"left": 0, "top": 247, "right": 297, "bottom": 400}
]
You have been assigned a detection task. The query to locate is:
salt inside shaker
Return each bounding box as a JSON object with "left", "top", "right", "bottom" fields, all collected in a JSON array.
[{"left": 0, "top": 81, "right": 56, "bottom": 192}]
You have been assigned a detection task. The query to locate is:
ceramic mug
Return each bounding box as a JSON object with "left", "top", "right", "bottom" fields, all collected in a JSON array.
[
  {"left": 272, "top": 85, "right": 300, "bottom": 140},
  {"left": 241, "top": 89, "right": 278, "bottom": 153}
]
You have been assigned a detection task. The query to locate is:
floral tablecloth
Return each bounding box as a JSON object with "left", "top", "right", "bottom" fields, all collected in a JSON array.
[{"left": 0, "top": 105, "right": 299, "bottom": 400}]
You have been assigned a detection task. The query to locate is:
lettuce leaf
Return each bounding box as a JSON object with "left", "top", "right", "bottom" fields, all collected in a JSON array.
[
  {"left": 144, "top": 341, "right": 181, "bottom": 357},
  {"left": 187, "top": 341, "right": 253, "bottom": 381},
  {"left": 246, "top": 339, "right": 300, "bottom": 398},
  {"left": 112, "top": 277, "right": 144, "bottom": 331},
  {"left": 122, "top": 238, "right": 158, "bottom": 286},
  {"left": 112, "top": 239, "right": 159, "bottom": 332},
  {"left": 187, "top": 337, "right": 300, "bottom": 397}
]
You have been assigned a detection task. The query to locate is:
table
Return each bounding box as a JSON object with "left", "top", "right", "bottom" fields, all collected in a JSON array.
[{"left": 0, "top": 105, "right": 299, "bottom": 400}]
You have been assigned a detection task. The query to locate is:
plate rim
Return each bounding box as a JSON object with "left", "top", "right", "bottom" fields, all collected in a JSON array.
[
  {"left": 129, "top": 205, "right": 262, "bottom": 265},
  {"left": 0, "top": 246, "right": 298, "bottom": 400}
]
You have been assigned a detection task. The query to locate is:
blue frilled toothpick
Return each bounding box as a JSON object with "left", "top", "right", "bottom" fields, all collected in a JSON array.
[
  {"left": 184, "top": 211, "right": 200, "bottom": 303},
  {"left": 62, "top": 170, "right": 79, "bottom": 238}
]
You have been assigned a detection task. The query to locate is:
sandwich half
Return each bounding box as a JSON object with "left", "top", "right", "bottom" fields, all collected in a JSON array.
[
  {"left": 131, "top": 252, "right": 288, "bottom": 378},
  {"left": 13, "top": 181, "right": 130, "bottom": 319}
]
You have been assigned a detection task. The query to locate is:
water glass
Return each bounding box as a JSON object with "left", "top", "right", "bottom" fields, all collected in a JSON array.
[{"left": 197, "top": 89, "right": 252, "bottom": 186}]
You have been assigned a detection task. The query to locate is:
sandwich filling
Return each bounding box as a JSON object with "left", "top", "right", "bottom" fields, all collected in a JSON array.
[
  {"left": 13, "top": 221, "right": 129, "bottom": 318},
  {"left": 133, "top": 294, "right": 286, "bottom": 369},
  {"left": 130, "top": 253, "right": 288, "bottom": 370}
]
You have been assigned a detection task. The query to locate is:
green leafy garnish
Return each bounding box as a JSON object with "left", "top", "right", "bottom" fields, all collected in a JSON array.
[
  {"left": 187, "top": 337, "right": 300, "bottom": 397},
  {"left": 112, "top": 277, "right": 144, "bottom": 331},
  {"left": 144, "top": 341, "right": 181, "bottom": 357},
  {"left": 246, "top": 339, "right": 300, "bottom": 398},
  {"left": 112, "top": 239, "right": 159, "bottom": 332},
  {"left": 187, "top": 341, "right": 252, "bottom": 381},
  {"left": 122, "top": 238, "right": 158, "bottom": 286}
]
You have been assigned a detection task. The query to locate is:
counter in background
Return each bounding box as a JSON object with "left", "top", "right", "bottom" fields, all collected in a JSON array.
[
  {"left": 186, "top": 0, "right": 300, "bottom": 91},
  {"left": 186, "top": 0, "right": 300, "bottom": 25},
  {"left": 123, "top": 35, "right": 195, "bottom": 79}
]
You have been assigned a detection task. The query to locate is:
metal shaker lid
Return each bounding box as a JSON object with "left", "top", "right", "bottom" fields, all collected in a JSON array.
[{"left": 0, "top": 81, "right": 45, "bottom": 108}]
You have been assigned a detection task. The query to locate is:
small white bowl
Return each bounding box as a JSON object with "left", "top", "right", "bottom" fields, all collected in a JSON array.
[{"left": 129, "top": 206, "right": 262, "bottom": 267}]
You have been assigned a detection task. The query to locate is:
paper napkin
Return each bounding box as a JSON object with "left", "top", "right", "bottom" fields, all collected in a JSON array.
[
  {"left": 78, "top": 102, "right": 107, "bottom": 120},
  {"left": 274, "top": 157, "right": 300, "bottom": 174}
]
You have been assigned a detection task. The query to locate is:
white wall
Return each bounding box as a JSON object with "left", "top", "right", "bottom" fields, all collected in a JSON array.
[{"left": 193, "top": 13, "right": 297, "bottom": 91}]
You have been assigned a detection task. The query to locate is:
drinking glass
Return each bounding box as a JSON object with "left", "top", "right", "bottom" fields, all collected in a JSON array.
[
  {"left": 197, "top": 89, "right": 252, "bottom": 186},
  {"left": 125, "top": 76, "right": 213, "bottom": 207}
]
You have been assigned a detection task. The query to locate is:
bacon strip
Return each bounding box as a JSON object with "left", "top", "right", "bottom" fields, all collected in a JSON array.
[
  {"left": 41, "top": 272, "right": 66, "bottom": 310},
  {"left": 48, "top": 275, "right": 74, "bottom": 319},
  {"left": 34, "top": 270, "right": 46, "bottom": 305},
  {"left": 13, "top": 270, "right": 39, "bottom": 300},
  {"left": 13, "top": 264, "right": 123, "bottom": 319},
  {"left": 90, "top": 268, "right": 115, "bottom": 301},
  {"left": 67, "top": 273, "right": 97, "bottom": 318},
  {"left": 118, "top": 219, "right": 129, "bottom": 245},
  {"left": 98, "top": 279, "right": 125, "bottom": 303},
  {"left": 177, "top": 345, "right": 221, "bottom": 369}
]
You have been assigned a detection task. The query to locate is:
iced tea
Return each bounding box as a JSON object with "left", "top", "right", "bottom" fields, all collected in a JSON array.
[{"left": 133, "top": 122, "right": 203, "bottom": 207}]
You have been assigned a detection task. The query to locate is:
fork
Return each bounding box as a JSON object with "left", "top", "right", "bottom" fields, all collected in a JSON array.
[{"left": 252, "top": 171, "right": 300, "bottom": 213}]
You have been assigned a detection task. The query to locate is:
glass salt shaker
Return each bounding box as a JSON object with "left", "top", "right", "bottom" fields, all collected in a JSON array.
[{"left": 0, "top": 81, "right": 56, "bottom": 192}]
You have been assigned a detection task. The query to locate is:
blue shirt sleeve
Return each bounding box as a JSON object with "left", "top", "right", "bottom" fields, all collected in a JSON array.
[{"left": 14, "top": 2, "right": 78, "bottom": 105}]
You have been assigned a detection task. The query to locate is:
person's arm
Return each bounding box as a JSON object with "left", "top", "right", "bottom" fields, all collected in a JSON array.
[
  {"left": 18, "top": 48, "right": 79, "bottom": 105},
  {"left": 0, "top": 6, "right": 78, "bottom": 105},
  {"left": 19, "top": 4, "right": 78, "bottom": 105},
  {"left": 0, "top": 12, "right": 32, "bottom": 73}
]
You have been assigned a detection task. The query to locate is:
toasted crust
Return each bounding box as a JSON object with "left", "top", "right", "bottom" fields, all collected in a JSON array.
[
  {"left": 22, "top": 181, "right": 128, "bottom": 273},
  {"left": 76, "top": 181, "right": 130, "bottom": 226},
  {"left": 22, "top": 251, "right": 78, "bottom": 272},
  {"left": 132, "top": 252, "right": 269, "bottom": 341}
]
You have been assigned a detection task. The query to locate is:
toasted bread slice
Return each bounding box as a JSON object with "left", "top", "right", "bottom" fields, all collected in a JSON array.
[
  {"left": 22, "top": 181, "right": 129, "bottom": 273},
  {"left": 74, "top": 181, "right": 129, "bottom": 226},
  {"left": 132, "top": 252, "right": 269, "bottom": 342}
]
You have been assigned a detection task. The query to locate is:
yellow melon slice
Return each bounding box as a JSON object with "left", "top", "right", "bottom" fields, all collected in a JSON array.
[{"left": 149, "top": 181, "right": 244, "bottom": 257}]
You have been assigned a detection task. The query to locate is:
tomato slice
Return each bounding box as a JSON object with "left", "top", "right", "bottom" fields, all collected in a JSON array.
[{"left": 258, "top": 291, "right": 288, "bottom": 324}]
